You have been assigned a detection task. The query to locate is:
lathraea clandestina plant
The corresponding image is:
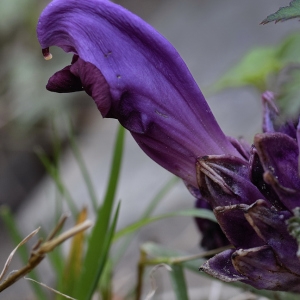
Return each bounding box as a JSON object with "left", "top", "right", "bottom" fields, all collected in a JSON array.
[{"left": 37, "top": 0, "right": 300, "bottom": 292}]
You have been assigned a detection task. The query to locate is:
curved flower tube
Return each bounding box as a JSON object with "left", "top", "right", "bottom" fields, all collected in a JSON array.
[{"left": 37, "top": 0, "right": 240, "bottom": 188}]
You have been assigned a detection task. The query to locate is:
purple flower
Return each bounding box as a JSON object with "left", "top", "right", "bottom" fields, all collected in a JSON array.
[
  {"left": 37, "top": 0, "right": 300, "bottom": 293},
  {"left": 199, "top": 92, "right": 300, "bottom": 292},
  {"left": 36, "top": 0, "right": 240, "bottom": 188}
]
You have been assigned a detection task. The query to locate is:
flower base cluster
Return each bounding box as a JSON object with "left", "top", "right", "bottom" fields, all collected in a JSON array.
[{"left": 197, "top": 93, "right": 300, "bottom": 291}]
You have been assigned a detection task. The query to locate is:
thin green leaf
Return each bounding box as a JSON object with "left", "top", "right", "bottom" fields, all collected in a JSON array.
[
  {"left": 113, "top": 208, "right": 216, "bottom": 241},
  {"left": 0, "top": 206, "right": 47, "bottom": 299},
  {"left": 169, "top": 265, "right": 189, "bottom": 300},
  {"left": 36, "top": 148, "right": 78, "bottom": 217},
  {"left": 74, "top": 125, "right": 125, "bottom": 299},
  {"left": 50, "top": 119, "right": 62, "bottom": 167},
  {"left": 57, "top": 208, "right": 88, "bottom": 299},
  {"left": 68, "top": 122, "right": 98, "bottom": 211},
  {"left": 99, "top": 259, "right": 113, "bottom": 300},
  {"left": 113, "top": 176, "right": 179, "bottom": 264},
  {"left": 76, "top": 202, "right": 121, "bottom": 300},
  {"left": 142, "top": 242, "right": 186, "bottom": 259},
  {"left": 261, "top": 0, "right": 300, "bottom": 24},
  {"left": 141, "top": 176, "right": 179, "bottom": 218}
]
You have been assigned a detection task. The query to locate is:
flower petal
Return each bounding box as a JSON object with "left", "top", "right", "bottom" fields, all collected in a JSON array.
[
  {"left": 46, "top": 65, "right": 84, "bottom": 93},
  {"left": 249, "top": 147, "right": 285, "bottom": 210},
  {"left": 232, "top": 245, "right": 300, "bottom": 292},
  {"left": 196, "top": 155, "right": 265, "bottom": 208},
  {"left": 263, "top": 171, "right": 300, "bottom": 211},
  {"left": 227, "top": 136, "right": 251, "bottom": 160},
  {"left": 203, "top": 245, "right": 300, "bottom": 292},
  {"left": 200, "top": 249, "right": 247, "bottom": 282},
  {"left": 244, "top": 199, "right": 300, "bottom": 275},
  {"left": 37, "top": 0, "right": 240, "bottom": 186},
  {"left": 214, "top": 204, "right": 264, "bottom": 249},
  {"left": 195, "top": 197, "right": 229, "bottom": 250},
  {"left": 254, "top": 132, "right": 300, "bottom": 210}
]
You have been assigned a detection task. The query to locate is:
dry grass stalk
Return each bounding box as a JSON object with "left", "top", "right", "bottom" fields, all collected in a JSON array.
[{"left": 0, "top": 217, "right": 92, "bottom": 293}]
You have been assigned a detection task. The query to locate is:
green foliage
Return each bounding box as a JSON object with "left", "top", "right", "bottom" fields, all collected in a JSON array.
[
  {"left": 214, "top": 33, "right": 300, "bottom": 92},
  {"left": 113, "top": 208, "right": 216, "bottom": 241},
  {"left": 213, "top": 47, "right": 281, "bottom": 92},
  {"left": 37, "top": 148, "right": 79, "bottom": 217},
  {"left": 169, "top": 265, "right": 189, "bottom": 300},
  {"left": 73, "top": 125, "right": 125, "bottom": 299},
  {"left": 213, "top": 32, "right": 300, "bottom": 118},
  {"left": 261, "top": 0, "right": 300, "bottom": 24}
]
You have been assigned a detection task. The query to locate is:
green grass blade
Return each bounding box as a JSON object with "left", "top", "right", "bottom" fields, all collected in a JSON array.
[
  {"left": 113, "top": 208, "right": 216, "bottom": 241},
  {"left": 36, "top": 149, "right": 78, "bottom": 217},
  {"left": 141, "top": 176, "right": 179, "bottom": 218},
  {"left": 74, "top": 125, "right": 125, "bottom": 299},
  {"left": 113, "top": 176, "right": 180, "bottom": 264},
  {"left": 76, "top": 202, "right": 121, "bottom": 299},
  {"left": 50, "top": 118, "right": 62, "bottom": 167},
  {"left": 0, "top": 206, "right": 47, "bottom": 299},
  {"left": 99, "top": 259, "right": 113, "bottom": 300},
  {"left": 68, "top": 122, "right": 98, "bottom": 211},
  {"left": 93, "top": 202, "right": 121, "bottom": 293},
  {"left": 169, "top": 265, "right": 189, "bottom": 300},
  {"left": 99, "top": 125, "right": 125, "bottom": 221}
]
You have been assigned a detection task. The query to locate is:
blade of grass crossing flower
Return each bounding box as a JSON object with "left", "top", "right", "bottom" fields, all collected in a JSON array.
[
  {"left": 36, "top": 149, "right": 78, "bottom": 217},
  {"left": 57, "top": 208, "right": 87, "bottom": 300},
  {"left": 68, "top": 122, "right": 98, "bottom": 211},
  {"left": 113, "top": 176, "right": 180, "bottom": 264},
  {"left": 113, "top": 208, "right": 216, "bottom": 241},
  {"left": 169, "top": 265, "right": 189, "bottom": 300},
  {"left": 0, "top": 206, "right": 47, "bottom": 299},
  {"left": 141, "top": 176, "right": 179, "bottom": 218},
  {"left": 74, "top": 125, "right": 125, "bottom": 299}
]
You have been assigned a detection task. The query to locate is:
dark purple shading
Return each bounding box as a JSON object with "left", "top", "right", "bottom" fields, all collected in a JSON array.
[
  {"left": 196, "top": 155, "right": 265, "bottom": 208},
  {"left": 254, "top": 132, "right": 300, "bottom": 210},
  {"left": 232, "top": 245, "right": 300, "bottom": 292},
  {"left": 245, "top": 199, "right": 300, "bottom": 275},
  {"left": 248, "top": 147, "right": 285, "bottom": 210},
  {"left": 200, "top": 249, "right": 247, "bottom": 282},
  {"left": 214, "top": 204, "right": 264, "bottom": 249},
  {"left": 195, "top": 197, "right": 229, "bottom": 250}
]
